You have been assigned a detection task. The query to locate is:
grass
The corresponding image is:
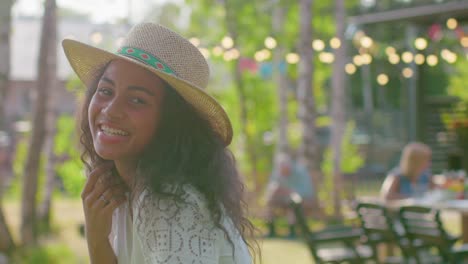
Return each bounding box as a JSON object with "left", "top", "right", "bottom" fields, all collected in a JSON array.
[
  {"left": 3, "top": 198, "right": 315, "bottom": 264},
  {"left": 2, "top": 182, "right": 462, "bottom": 264},
  {"left": 4, "top": 198, "right": 89, "bottom": 264}
]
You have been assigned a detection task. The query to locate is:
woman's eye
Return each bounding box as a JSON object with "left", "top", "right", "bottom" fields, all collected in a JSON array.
[
  {"left": 131, "top": 97, "right": 146, "bottom": 105},
  {"left": 97, "top": 87, "right": 112, "bottom": 96}
]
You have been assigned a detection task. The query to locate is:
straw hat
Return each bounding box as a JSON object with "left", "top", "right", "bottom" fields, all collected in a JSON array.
[{"left": 62, "top": 22, "right": 233, "bottom": 146}]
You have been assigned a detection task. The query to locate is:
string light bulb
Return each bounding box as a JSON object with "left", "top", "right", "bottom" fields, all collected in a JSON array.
[
  {"left": 264, "top": 37, "right": 277, "bottom": 49},
  {"left": 377, "top": 74, "right": 389, "bottom": 85},
  {"left": 414, "top": 38, "right": 428, "bottom": 50},
  {"left": 330, "top": 37, "right": 341, "bottom": 49},
  {"left": 286, "top": 53, "right": 300, "bottom": 64},
  {"left": 447, "top": 18, "right": 458, "bottom": 30},
  {"left": 345, "top": 63, "right": 356, "bottom": 74},
  {"left": 427, "top": 55, "right": 438, "bottom": 66},
  {"left": 312, "top": 39, "right": 325, "bottom": 51},
  {"left": 402, "top": 67, "right": 413, "bottom": 78},
  {"left": 221, "top": 36, "right": 234, "bottom": 49}
]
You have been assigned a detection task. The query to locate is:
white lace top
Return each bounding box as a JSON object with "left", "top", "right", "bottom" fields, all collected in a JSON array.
[{"left": 108, "top": 185, "right": 252, "bottom": 264}]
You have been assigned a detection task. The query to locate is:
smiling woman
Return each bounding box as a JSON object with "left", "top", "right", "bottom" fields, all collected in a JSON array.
[
  {"left": 88, "top": 60, "right": 166, "bottom": 170},
  {"left": 62, "top": 23, "right": 257, "bottom": 264}
]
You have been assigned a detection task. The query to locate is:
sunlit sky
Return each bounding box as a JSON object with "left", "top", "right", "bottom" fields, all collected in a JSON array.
[{"left": 12, "top": 0, "right": 177, "bottom": 23}]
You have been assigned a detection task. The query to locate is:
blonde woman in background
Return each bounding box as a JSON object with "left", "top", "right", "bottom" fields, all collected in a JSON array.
[{"left": 380, "top": 142, "right": 434, "bottom": 201}]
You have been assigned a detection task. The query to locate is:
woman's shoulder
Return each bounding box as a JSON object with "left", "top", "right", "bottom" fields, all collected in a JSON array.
[
  {"left": 135, "top": 184, "right": 207, "bottom": 206},
  {"left": 133, "top": 184, "right": 211, "bottom": 222}
]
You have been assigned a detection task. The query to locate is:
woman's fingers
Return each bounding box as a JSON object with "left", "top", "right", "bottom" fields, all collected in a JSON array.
[
  {"left": 102, "top": 195, "right": 127, "bottom": 214},
  {"left": 81, "top": 162, "right": 114, "bottom": 198},
  {"left": 101, "top": 186, "right": 127, "bottom": 202},
  {"left": 91, "top": 184, "right": 128, "bottom": 210}
]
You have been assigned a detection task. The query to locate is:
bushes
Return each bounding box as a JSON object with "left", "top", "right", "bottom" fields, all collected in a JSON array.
[{"left": 11, "top": 244, "right": 79, "bottom": 264}]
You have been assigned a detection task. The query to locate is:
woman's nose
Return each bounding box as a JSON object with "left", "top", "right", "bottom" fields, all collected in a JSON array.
[{"left": 102, "top": 97, "right": 125, "bottom": 119}]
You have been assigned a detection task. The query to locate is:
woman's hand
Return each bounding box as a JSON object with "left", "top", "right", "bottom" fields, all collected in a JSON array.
[{"left": 81, "top": 162, "right": 128, "bottom": 263}]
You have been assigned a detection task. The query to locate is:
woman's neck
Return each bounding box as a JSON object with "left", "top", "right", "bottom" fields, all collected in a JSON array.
[{"left": 114, "top": 159, "right": 137, "bottom": 191}]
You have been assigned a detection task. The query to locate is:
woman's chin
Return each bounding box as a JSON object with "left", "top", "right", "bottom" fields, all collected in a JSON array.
[{"left": 95, "top": 149, "right": 118, "bottom": 161}]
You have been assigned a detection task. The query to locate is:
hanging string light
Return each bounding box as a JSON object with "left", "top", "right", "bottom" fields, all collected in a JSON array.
[
  {"left": 312, "top": 39, "right": 325, "bottom": 51},
  {"left": 353, "top": 55, "right": 364, "bottom": 66},
  {"left": 319, "top": 52, "right": 335, "bottom": 64},
  {"left": 446, "top": 18, "right": 458, "bottom": 30},
  {"left": 402, "top": 51, "right": 414, "bottom": 63},
  {"left": 330, "top": 37, "right": 341, "bottom": 49},
  {"left": 385, "top": 46, "right": 396, "bottom": 56},
  {"left": 286, "top": 53, "right": 300, "bottom": 64},
  {"left": 377, "top": 74, "right": 389, "bottom": 85},
  {"left": 361, "top": 53, "right": 372, "bottom": 64},
  {"left": 254, "top": 49, "right": 271, "bottom": 62},
  {"left": 402, "top": 67, "right": 414, "bottom": 78},
  {"left": 360, "top": 36, "right": 373, "bottom": 48},
  {"left": 414, "top": 54, "right": 425, "bottom": 65},
  {"left": 345, "top": 63, "right": 357, "bottom": 74},
  {"left": 461, "top": 36, "right": 468, "bottom": 48},
  {"left": 414, "top": 38, "right": 428, "bottom": 50},
  {"left": 427, "top": 55, "right": 438, "bottom": 66},
  {"left": 264, "top": 37, "right": 277, "bottom": 49},
  {"left": 388, "top": 53, "right": 400, "bottom": 64},
  {"left": 212, "top": 46, "right": 223, "bottom": 57},
  {"left": 221, "top": 36, "right": 234, "bottom": 49},
  {"left": 441, "top": 49, "right": 457, "bottom": 64}
]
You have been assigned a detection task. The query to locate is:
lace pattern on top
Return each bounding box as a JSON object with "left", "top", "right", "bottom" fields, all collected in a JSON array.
[{"left": 134, "top": 186, "right": 224, "bottom": 264}]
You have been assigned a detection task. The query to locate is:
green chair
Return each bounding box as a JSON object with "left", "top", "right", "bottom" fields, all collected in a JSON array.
[
  {"left": 289, "top": 193, "right": 374, "bottom": 263},
  {"left": 356, "top": 202, "right": 416, "bottom": 263},
  {"left": 399, "top": 205, "right": 468, "bottom": 264}
]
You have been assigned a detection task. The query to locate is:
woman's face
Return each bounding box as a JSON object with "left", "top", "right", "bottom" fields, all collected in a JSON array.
[
  {"left": 419, "top": 154, "right": 432, "bottom": 173},
  {"left": 413, "top": 153, "right": 431, "bottom": 180},
  {"left": 88, "top": 59, "right": 166, "bottom": 163}
]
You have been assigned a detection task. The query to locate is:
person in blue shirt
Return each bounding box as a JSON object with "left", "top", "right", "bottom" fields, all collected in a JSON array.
[
  {"left": 264, "top": 153, "right": 316, "bottom": 238},
  {"left": 380, "top": 142, "right": 434, "bottom": 200}
]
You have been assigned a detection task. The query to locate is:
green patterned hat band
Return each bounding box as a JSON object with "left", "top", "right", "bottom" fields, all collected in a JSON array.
[{"left": 116, "top": 47, "right": 176, "bottom": 76}]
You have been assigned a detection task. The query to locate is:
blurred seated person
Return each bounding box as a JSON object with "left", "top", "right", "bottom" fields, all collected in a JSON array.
[
  {"left": 264, "top": 153, "right": 316, "bottom": 238},
  {"left": 380, "top": 142, "right": 434, "bottom": 201}
]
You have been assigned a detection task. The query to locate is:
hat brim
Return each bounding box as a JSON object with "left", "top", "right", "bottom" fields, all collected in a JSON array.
[{"left": 62, "top": 39, "right": 233, "bottom": 146}]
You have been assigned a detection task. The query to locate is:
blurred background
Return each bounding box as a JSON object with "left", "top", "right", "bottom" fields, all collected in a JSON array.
[{"left": 0, "top": 0, "right": 467, "bottom": 263}]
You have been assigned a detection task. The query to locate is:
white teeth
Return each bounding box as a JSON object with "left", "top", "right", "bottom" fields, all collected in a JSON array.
[{"left": 101, "top": 125, "right": 129, "bottom": 136}]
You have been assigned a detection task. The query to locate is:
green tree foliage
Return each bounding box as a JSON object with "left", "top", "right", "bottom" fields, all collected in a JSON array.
[
  {"left": 9, "top": 137, "right": 45, "bottom": 201},
  {"left": 448, "top": 58, "right": 468, "bottom": 101},
  {"left": 54, "top": 115, "right": 84, "bottom": 197},
  {"left": 9, "top": 114, "right": 84, "bottom": 199},
  {"left": 12, "top": 244, "right": 77, "bottom": 264}
]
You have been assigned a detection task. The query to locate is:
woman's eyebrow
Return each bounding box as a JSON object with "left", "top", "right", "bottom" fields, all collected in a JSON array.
[
  {"left": 100, "top": 76, "right": 155, "bottom": 96},
  {"left": 101, "top": 77, "right": 114, "bottom": 85},
  {"left": 127, "top": 86, "right": 156, "bottom": 96}
]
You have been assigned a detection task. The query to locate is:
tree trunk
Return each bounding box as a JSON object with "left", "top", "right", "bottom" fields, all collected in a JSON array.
[
  {"left": 330, "top": 0, "right": 346, "bottom": 219},
  {"left": 21, "top": 0, "right": 57, "bottom": 245},
  {"left": 0, "top": 0, "right": 16, "bottom": 255},
  {"left": 0, "top": 0, "right": 13, "bottom": 131},
  {"left": 222, "top": 0, "right": 260, "bottom": 193},
  {"left": 0, "top": 209, "right": 14, "bottom": 255},
  {"left": 272, "top": 2, "right": 289, "bottom": 159},
  {"left": 297, "top": 0, "right": 320, "bottom": 175},
  {"left": 38, "top": 73, "right": 58, "bottom": 233}
]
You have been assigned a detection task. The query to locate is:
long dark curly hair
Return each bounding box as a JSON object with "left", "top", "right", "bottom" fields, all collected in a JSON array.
[{"left": 78, "top": 64, "right": 259, "bottom": 259}]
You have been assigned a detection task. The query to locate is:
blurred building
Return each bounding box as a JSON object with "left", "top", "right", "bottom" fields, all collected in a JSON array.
[
  {"left": 6, "top": 16, "right": 129, "bottom": 125},
  {"left": 346, "top": 0, "right": 468, "bottom": 174}
]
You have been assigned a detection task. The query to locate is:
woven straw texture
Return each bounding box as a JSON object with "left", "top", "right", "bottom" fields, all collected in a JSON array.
[{"left": 62, "top": 23, "right": 232, "bottom": 146}]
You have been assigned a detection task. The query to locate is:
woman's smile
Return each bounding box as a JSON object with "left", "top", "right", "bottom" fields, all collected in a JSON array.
[{"left": 96, "top": 123, "right": 131, "bottom": 144}]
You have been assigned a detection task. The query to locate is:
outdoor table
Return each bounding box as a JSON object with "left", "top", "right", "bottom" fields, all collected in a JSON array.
[
  {"left": 359, "top": 194, "right": 468, "bottom": 243},
  {"left": 439, "top": 200, "right": 468, "bottom": 243}
]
